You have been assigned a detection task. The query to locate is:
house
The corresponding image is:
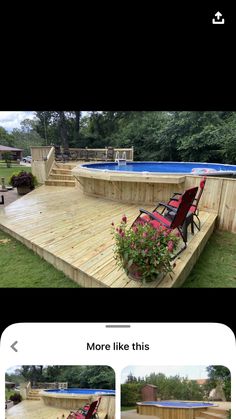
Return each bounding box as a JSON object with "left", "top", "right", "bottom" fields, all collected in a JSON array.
[{"left": 0, "top": 145, "right": 23, "bottom": 161}]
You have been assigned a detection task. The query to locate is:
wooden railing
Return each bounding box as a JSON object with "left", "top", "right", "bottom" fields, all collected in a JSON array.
[
  {"left": 31, "top": 146, "right": 53, "bottom": 161},
  {"left": 64, "top": 147, "right": 134, "bottom": 161},
  {"left": 45, "top": 146, "right": 55, "bottom": 178},
  {"left": 31, "top": 146, "right": 55, "bottom": 183},
  {"left": 32, "top": 382, "right": 68, "bottom": 389}
]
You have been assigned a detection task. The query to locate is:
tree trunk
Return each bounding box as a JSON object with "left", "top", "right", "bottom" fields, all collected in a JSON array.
[
  {"left": 73, "top": 111, "right": 81, "bottom": 146},
  {"left": 58, "top": 111, "right": 69, "bottom": 149}
]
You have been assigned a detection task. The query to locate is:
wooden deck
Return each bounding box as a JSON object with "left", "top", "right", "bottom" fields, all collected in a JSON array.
[{"left": 0, "top": 185, "right": 217, "bottom": 288}]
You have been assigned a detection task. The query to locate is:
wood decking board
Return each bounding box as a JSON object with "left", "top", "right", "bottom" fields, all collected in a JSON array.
[{"left": 0, "top": 185, "right": 217, "bottom": 288}]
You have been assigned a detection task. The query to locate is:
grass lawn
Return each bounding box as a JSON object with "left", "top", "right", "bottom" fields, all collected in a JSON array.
[
  {"left": 5, "top": 389, "right": 16, "bottom": 401},
  {"left": 0, "top": 229, "right": 81, "bottom": 288},
  {"left": 0, "top": 164, "right": 32, "bottom": 184},
  {"left": 183, "top": 230, "right": 236, "bottom": 287},
  {"left": 121, "top": 406, "right": 136, "bottom": 411}
]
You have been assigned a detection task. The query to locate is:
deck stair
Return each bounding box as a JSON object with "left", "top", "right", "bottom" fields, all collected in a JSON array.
[
  {"left": 26, "top": 389, "right": 41, "bottom": 401},
  {"left": 45, "top": 162, "right": 76, "bottom": 187},
  {"left": 195, "top": 407, "right": 229, "bottom": 419}
]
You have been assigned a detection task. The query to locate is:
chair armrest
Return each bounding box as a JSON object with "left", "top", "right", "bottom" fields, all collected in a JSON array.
[
  {"left": 171, "top": 192, "right": 182, "bottom": 197},
  {"left": 158, "top": 202, "right": 178, "bottom": 212},
  {"left": 139, "top": 209, "right": 171, "bottom": 227}
]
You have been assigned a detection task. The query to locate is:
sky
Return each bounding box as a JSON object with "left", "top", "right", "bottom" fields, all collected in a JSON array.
[
  {"left": 0, "top": 112, "right": 35, "bottom": 131},
  {"left": 0, "top": 111, "right": 89, "bottom": 132},
  {"left": 121, "top": 366, "right": 209, "bottom": 384}
]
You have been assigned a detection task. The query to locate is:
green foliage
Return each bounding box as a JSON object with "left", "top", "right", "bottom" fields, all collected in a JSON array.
[
  {"left": 121, "top": 383, "right": 142, "bottom": 406},
  {"left": 0, "top": 165, "right": 31, "bottom": 184},
  {"left": 7, "top": 366, "right": 114, "bottom": 389},
  {"left": 121, "top": 373, "right": 205, "bottom": 406},
  {"left": 0, "top": 229, "right": 81, "bottom": 288},
  {"left": 3, "top": 111, "right": 236, "bottom": 163},
  {"left": 112, "top": 215, "right": 180, "bottom": 283},
  {"left": 183, "top": 230, "right": 236, "bottom": 288},
  {"left": 5, "top": 388, "right": 16, "bottom": 401},
  {"left": 9, "top": 171, "right": 37, "bottom": 188},
  {"left": 205, "top": 366, "right": 231, "bottom": 401},
  {"left": 11, "top": 127, "right": 44, "bottom": 156},
  {"left": 0, "top": 126, "right": 15, "bottom": 146},
  {"left": 2, "top": 152, "right": 12, "bottom": 168},
  {"left": 9, "top": 392, "right": 22, "bottom": 403}
]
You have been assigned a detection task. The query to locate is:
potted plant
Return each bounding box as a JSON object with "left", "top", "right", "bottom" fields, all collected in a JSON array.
[
  {"left": 111, "top": 215, "right": 180, "bottom": 284},
  {"left": 9, "top": 171, "right": 37, "bottom": 195}
]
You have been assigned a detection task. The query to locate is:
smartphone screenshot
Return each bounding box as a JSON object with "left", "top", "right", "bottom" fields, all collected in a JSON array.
[{"left": 0, "top": 323, "right": 234, "bottom": 419}]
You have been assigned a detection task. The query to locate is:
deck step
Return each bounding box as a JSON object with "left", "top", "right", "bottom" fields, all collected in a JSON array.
[
  {"left": 51, "top": 168, "right": 72, "bottom": 175},
  {"left": 45, "top": 179, "right": 75, "bottom": 187},
  {"left": 48, "top": 173, "right": 74, "bottom": 181},
  {"left": 26, "top": 396, "right": 41, "bottom": 400},
  {"left": 206, "top": 408, "right": 229, "bottom": 415},
  {"left": 54, "top": 163, "right": 77, "bottom": 170},
  {"left": 196, "top": 410, "right": 229, "bottom": 419}
]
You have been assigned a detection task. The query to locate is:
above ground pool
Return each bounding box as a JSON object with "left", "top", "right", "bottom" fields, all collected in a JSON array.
[
  {"left": 41, "top": 388, "right": 115, "bottom": 412},
  {"left": 138, "top": 401, "right": 216, "bottom": 408},
  {"left": 137, "top": 400, "right": 218, "bottom": 419},
  {"left": 81, "top": 161, "right": 236, "bottom": 174},
  {"left": 45, "top": 388, "right": 115, "bottom": 395}
]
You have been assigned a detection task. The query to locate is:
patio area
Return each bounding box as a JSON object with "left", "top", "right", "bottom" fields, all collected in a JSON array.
[
  {"left": 0, "top": 185, "right": 217, "bottom": 288},
  {"left": 5, "top": 399, "right": 70, "bottom": 418}
]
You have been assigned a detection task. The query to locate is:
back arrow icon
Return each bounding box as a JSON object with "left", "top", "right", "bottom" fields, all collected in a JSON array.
[{"left": 10, "top": 341, "right": 18, "bottom": 352}]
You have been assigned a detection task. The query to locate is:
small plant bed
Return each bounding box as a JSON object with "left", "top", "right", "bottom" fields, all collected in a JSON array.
[
  {"left": 183, "top": 230, "right": 236, "bottom": 287},
  {"left": 0, "top": 229, "right": 81, "bottom": 287}
]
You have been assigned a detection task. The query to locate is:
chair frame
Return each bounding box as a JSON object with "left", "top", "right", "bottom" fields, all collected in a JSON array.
[
  {"left": 158, "top": 177, "right": 207, "bottom": 233},
  {"left": 67, "top": 398, "right": 101, "bottom": 419},
  {"left": 132, "top": 187, "right": 198, "bottom": 258}
]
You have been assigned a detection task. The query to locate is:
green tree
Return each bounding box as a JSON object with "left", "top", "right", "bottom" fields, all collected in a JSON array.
[
  {"left": 0, "top": 127, "right": 15, "bottom": 147},
  {"left": 121, "top": 383, "right": 142, "bottom": 406},
  {"left": 205, "top": 366, "right": 231, "bottom": 401}
]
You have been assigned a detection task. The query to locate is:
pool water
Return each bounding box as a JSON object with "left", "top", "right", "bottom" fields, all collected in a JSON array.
[
  {"left": 82, "top": 162, "right": 236, "bottom": 173},
  {"left": 140, "top": 401, "right": 216, "bottom": 408},
  {"left": 46, "top": 388, "right": 115, "bottom": 395}
]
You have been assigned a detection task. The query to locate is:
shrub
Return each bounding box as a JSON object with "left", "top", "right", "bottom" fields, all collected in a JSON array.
[
  {"left": 9, "top": 171, "right": 37, "bottom": 189},
  {"left": 9, "top": 392, "right": 22, "bottom": 404}
]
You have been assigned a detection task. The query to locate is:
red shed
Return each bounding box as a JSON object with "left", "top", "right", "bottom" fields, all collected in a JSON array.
[{"left": 141, "top": 384, "right": 158, "bottom": 401}]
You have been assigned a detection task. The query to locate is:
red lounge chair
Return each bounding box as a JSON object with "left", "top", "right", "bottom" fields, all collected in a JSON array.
[
  {"left": 133, "top": 187, "right": 198, "bottom": 257},
  {"left": 159, "top": 177, "right": 206, "bottom": 232},
  {"left": 67, "top": 398, "right": 101, "bottom": 419}
]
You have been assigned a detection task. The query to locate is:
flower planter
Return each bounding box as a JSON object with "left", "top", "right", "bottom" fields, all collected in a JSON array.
[
  {"left": 17, "top": 186, "right": 33, "bottom": 195},
  {"left": 125, "top": 262, "right": 165, "bottom": 284}
]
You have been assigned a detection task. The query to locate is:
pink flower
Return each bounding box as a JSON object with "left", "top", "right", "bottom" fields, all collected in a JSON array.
[
  {"left": 144, "top": 248, "right": 149, "bottom": 254},
  {"left": 175, "top": 231, "right": 181, "bottom": 237},
  {"left": 142, "top": 232, "right": 148, "bottom": 238},
  {"left": 132, "top": 226, "right": 138, "bottom": 233},
  {"left": 167, "top": 240, "right": 174, "bottom": 252},
  {"left": 122, "top": 215, "right": 127, "bottom": 223},
  {"left": 120, "top": 231, "right": 125, "bottom": 238}
]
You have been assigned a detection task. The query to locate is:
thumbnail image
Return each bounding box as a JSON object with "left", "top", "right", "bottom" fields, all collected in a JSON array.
[
  {"left": 121, "top": 365, "right": 231, "bottom": 419},
  {"left": 5, "top": 365, "right": 115, "bottom": 419}
]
